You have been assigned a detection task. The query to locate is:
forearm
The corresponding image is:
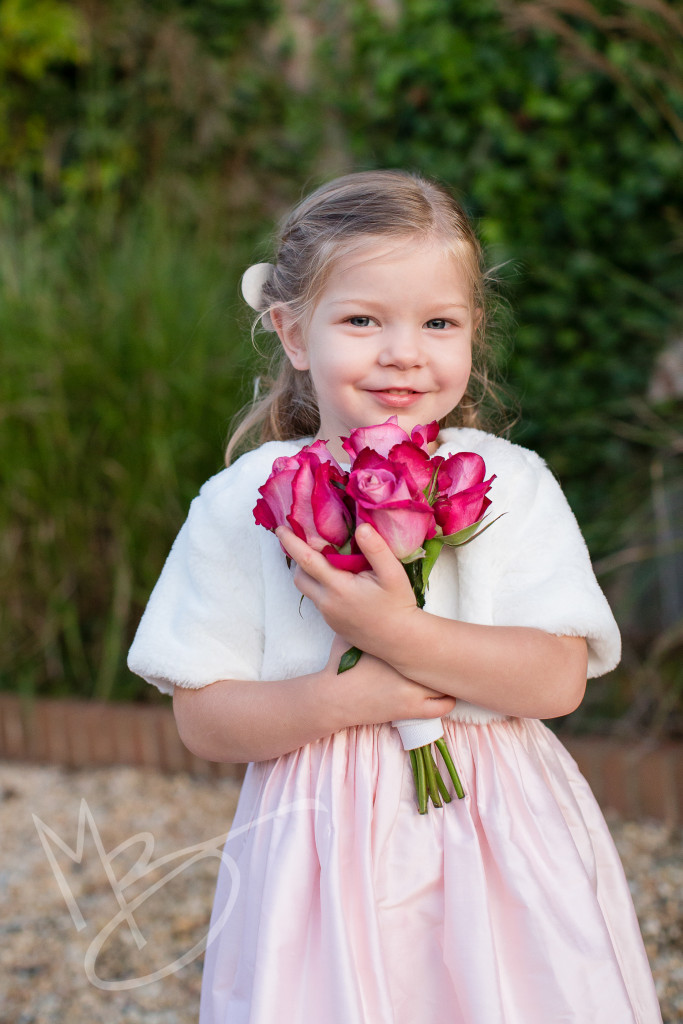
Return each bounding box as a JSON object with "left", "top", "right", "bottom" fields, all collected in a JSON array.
[
  {"left": 173, "top": 671, "right": 347, "bottom": 764},
  {"left": 364, "top": 611, "right": 588, "bottom": 720},
  {"left": 173, "top": 636, "right": 459, "bottom": 763},
  {"left": 275, "top": 524, "right": 589, "bottom": 721}
]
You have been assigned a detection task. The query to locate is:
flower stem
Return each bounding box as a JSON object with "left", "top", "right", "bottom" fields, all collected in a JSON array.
[
  {"left": 428, "top": 747, "right": 451, "bottom": 804},
  {"left": 422, "top": 744, "right": 442, "bottom": 808},
  {"left": 415, "top": 745, "right": 428, "bottom": 814},
  {"left": 409, "top": 748, "right": 419, "bottom": 795},
  {"left": 435, "top": 738, "right": 465, "bottom": 799}
]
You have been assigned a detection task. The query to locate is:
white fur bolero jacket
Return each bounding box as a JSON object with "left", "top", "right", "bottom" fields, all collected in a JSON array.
[{"left": 127, "top": 428, "right": 621, "bottom": 726}]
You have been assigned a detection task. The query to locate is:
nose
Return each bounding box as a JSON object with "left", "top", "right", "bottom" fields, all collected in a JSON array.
[{"left": 377, "top": 327, "right": 425, "bottom": 368}]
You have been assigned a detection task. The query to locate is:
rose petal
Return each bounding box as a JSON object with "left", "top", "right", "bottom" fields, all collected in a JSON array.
[
  {"left": 437, "top": 452, "right": 487, "bottom": 495},
  {"left": 301, "top": 439, "right": 345, "bottom": 474},
  {"left": 323, "top": 550, "right": 371, "bottom": 573},
  {"left": 289, "top": 456, "right": 352, "bottom": 550},
  {"left": 356, "top": 504, "right": 436, "bottom": 560},
  {"left": 388, "top": 442, "right": 441, "bottom": 493},
  {"left": 410, "top": 420, "right": 440, "bottom": 452},
  {"left": 253, "top": 463, "right": 299, "bottom": 530},
  {"left": 347, "top": 462, "right": 416, "bottom": 507},
  {"left": 311, "top": 463, "right": 353, "bottom": 546},
  {"left": 341, "top": 417, "right": 411, "bottom": 462},
  {"left": 434, "top": 484, "right": 493, "bottom": 536},
  {"left": 253, "top": 496, "right": 278, "bottom": 531}
]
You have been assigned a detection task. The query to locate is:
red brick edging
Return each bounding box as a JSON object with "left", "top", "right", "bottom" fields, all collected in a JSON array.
[
  {"left": 0, "top": 694, "right": 245, "bottom": 782},
  {"left": 0, "top": 695, "right": 681, "bottom": 823}
]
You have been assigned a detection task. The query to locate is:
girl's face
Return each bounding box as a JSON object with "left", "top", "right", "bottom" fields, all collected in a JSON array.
[{"left": 276, "top": 237, "right": 475, "bottom": 460}]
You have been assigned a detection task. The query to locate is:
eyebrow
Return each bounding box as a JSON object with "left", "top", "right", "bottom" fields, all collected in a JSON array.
[{"left": 329, "top": 298, "right": 470, "bottom": 310}]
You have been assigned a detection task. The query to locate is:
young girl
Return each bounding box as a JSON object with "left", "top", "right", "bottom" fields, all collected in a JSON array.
[{"left": 128, "top": 171, "right": 662, "bottom": 1023}]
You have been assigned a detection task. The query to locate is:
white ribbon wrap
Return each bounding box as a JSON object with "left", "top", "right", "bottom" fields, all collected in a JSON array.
[{"left": 392, "top": 716, "right": 444, "bottom": 750}]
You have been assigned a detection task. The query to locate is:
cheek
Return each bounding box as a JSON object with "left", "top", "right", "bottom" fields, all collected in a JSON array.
[
  {"left": 443, "top": 346, "right": 472, "bottom": 388},
  {"left": 309, "top": 346, "right": 356, "bottom": 386}
]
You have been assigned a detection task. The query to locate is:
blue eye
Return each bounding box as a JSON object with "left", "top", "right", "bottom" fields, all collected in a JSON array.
[
  {"left": 348, "top": 316, "right": 372, "bottom": 327},
  {"left": 425, "top": 319, "right": 449, "bottom": 330}
]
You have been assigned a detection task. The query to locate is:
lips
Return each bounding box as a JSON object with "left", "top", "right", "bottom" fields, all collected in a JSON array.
[
  {"left": 370, "top": 387, "right": 423, "bottom": 395},
  {"left": 368, "top": 387, "right": 425, "bottom": 408}
]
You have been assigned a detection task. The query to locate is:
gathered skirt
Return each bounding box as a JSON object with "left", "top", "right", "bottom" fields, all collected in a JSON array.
[{"left": 199, "top": 717, "right": 662, "bottom": 1024}]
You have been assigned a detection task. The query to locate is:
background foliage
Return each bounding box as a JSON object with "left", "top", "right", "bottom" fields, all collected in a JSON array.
[{"left": 1, "top": 0, "right": 681, "bottom": 732}]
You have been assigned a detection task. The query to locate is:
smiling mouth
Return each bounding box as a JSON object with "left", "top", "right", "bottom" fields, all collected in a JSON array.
[
  {"left": 374, "top": 388, "right": 421, "bottom": 395},
  {"left": 368, "top": 388, "right": 425, "bottom": 407}
]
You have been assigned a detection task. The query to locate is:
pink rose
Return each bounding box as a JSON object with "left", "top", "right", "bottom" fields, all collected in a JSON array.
[
  {"left": 341, "top": 416, "right": 440, "bottom": 463},
  {"left": 288, "top": 453, "right": 353, "bottom": 550},
  {"left": 346, "top": 449, "right": 436, "bottom": 560},
  {"left": 301, "top": 439, "right": 345, "bottom": 474},
  {"left": 254, "top": 448, "right": 366, "bottom": 570},
  {"left": 433, "top": 452, "right": 495, "bottom": 538},
  {"left": 253, "top": 439, "right": 346, "bottom": 533},
  {"left": 388, "top": 441, "right": 443, "bottom": 494},
  {"left": 253, "top": 454, "right": 302, "bottom": 532}
]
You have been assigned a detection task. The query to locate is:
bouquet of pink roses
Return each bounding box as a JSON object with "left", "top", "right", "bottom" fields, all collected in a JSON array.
[{"left": 253, "top": 417, "right": 495, "bottom": 814}]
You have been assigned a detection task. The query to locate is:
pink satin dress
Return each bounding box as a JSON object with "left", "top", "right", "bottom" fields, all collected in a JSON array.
[{"left": 199, "top": 717, "right": 663, "bottom": 1024}]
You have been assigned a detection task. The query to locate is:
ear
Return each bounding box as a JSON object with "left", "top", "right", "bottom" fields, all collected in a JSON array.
[
  {"left": 472, "top": 307, "right": 483, "bottom": 332},
  {"left": 270, "top": 305, "right": 310, "bottom": 371}
]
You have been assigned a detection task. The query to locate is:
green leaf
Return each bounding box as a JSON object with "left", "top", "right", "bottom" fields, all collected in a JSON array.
[
  {"left": 400, "top": 545, "right": 426, "bottom": 564},
  {"left": 337, "top": 646, "right": 363, "bottom": 674},
  {"left": 424, "top": 463, "right": 441, "bottom": 504},
  {"left": 420, "top": 537, "right": 444, "bottom": 589},
  {"left": 442, "top": 513, "right": 506, "bottom": 548}
]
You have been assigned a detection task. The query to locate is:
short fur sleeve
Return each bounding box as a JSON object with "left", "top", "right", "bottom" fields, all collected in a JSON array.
[
  {"left": 127, "top": 447, "right": 273, "bottom": 695},
  {"left": 488, "top": 442, "right": 621, "bottom": 677}
]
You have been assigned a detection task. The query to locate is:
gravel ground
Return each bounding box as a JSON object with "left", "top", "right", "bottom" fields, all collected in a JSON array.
[{"left": 1, "top": 762, "right": 680, "bottom": 1023}]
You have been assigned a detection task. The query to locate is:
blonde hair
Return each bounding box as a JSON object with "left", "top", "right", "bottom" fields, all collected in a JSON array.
[{"left": 227, "top": 170, "right": 507, "bottom": 463}]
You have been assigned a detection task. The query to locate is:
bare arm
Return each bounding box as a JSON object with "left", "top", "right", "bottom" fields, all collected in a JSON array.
[
  {"left": 379, "top": 617, "right": 587, "bottom": 719},
  {"left": 277, "top": 524, "right": 588, "bottom": 721},
  {"left": 172, "top": 634, "right": 456, "bottom": 763}
]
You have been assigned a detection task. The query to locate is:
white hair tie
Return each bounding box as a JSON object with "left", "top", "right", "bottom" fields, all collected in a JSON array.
[{"left": 240, "top": 262, "right": 275, "bottom": 331}]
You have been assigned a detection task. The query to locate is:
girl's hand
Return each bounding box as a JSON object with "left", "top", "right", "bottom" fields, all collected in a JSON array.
[
  {"left": 275, "top": 523, "right": 419, "bottom": 660},
  {"left": 322, "top": 633, "right": 456, "bottom": 727}
]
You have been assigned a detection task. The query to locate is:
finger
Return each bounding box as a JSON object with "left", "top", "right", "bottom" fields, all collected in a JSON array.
[
  {"left": 423, "top": 696, "right": 457, "bottom": 716},
  {"left": 275, "top": 526, "right": 335, "bottom": 585},
  {"left": 354, "top": 524, "right": 411, "bottom": 589}
]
